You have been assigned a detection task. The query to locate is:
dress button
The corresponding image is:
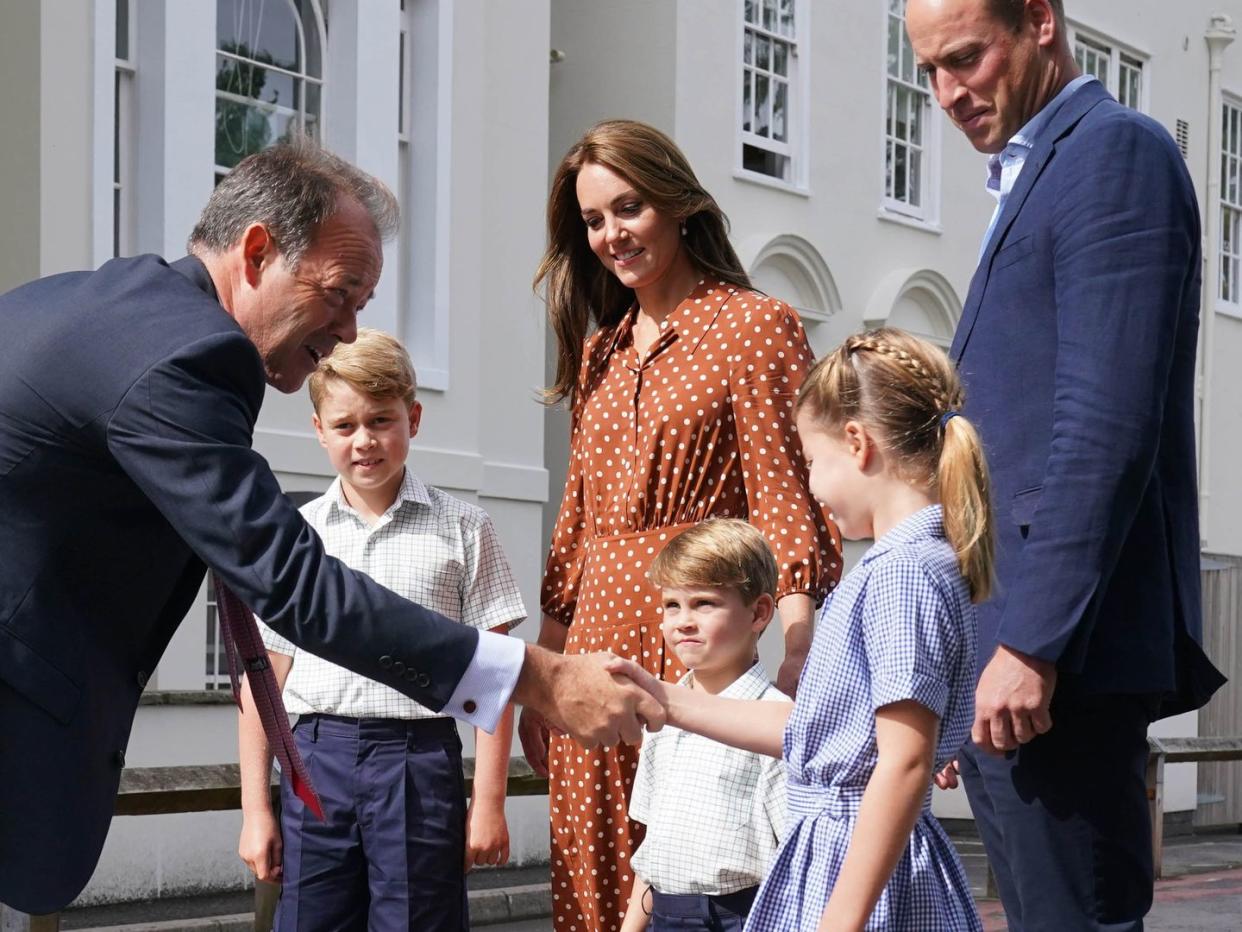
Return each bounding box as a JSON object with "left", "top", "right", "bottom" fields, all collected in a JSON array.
[
  {"left": 379, "top": 655, "right": 394, "bottom": 669},
  {"left": 414, "top": 672, "right": 431, "bottom": 689},
  {"left": 463, "top": 700, "right": 477, "bottom": 714},
  {"left": 392, "top": 660, "right": 406, "bottom": 676},
  {"left": 136, "top": 671, "right": 148, "bottom": 689}
]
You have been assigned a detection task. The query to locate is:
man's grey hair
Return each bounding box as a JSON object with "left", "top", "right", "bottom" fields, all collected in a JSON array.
[
  {"left": 988, "top": 0, "right": 1065, "bottom": 31},
  {"left": 187, "top": 137, "right": 400, "bottom": 268}
]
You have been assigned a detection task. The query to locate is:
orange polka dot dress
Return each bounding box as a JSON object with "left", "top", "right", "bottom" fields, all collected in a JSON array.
[{"left": 540, "top": 280, "right": 841, "bottom": 931}]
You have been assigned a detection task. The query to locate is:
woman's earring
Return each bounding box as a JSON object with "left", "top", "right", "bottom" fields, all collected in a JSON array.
[{"left": 680, "top": 224, "right": 687, "bottom": 237}]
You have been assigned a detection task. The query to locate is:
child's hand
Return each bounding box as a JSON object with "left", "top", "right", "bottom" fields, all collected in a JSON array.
[
  {"left": 933, "top": 759, "right": 960, "bottom": 790},
  {"left": 238, "top": 809, "right": 283, "bottom": 882},
  {"left": 464, "top": 798, "right": 510, "bottom": 872}
]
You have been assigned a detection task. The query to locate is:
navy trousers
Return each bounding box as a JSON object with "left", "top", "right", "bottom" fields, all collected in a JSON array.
[
  {"left": 960, "top": 687, "right": 1159, "bottom": 932},
  {"left": 647, "top": 885, "right": 758, "bottom": 931},
  {"left": 274, "top": 714, "right": 469, "bottom": 932}
]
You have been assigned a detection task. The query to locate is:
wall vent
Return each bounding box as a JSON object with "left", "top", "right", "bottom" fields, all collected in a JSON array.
[{"left": 1176, "top": 119, "right": 1190, "bottom": 158}]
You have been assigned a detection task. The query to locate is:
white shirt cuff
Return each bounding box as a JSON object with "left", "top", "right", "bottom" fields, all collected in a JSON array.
[{"left": 441, "top": 629, "right": 525, "bottom": 733}]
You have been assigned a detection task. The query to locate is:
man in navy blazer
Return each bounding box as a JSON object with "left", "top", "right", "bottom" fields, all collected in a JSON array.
[
  {"left": 0, "top": 142, "right": 664, "bottom": 915},
  {"left": 908, "top": 0, "right": 1224, "bottom": 928}
]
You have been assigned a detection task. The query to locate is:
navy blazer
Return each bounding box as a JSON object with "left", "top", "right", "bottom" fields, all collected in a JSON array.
[
  {"left": 0, "top": 256, "right": 481, "bottom": 913},
  {"left": 953, "top": 80, "right": 1223, "bottom": 713}
]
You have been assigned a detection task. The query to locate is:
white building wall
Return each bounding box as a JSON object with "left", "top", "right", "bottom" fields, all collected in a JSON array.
[{"left": 4, "top": 0, "right": 1241, "bottom": 906}]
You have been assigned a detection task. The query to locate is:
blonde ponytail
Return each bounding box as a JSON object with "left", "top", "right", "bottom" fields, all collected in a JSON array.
[
  {"left": 798, "top": 327, "right": 996, "bottom": 602},
  {"left": 939, "top": 414, "right": 995, "bottom": 603}
]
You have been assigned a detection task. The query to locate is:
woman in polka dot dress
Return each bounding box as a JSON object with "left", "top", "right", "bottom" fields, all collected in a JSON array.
[{"left": 521, "top": 119, "right": 841, "bottom": 932}]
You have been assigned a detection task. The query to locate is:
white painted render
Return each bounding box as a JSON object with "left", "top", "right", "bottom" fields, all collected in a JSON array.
[{"left": 0, "top": 0, "right": 1237, "bottom": 906}]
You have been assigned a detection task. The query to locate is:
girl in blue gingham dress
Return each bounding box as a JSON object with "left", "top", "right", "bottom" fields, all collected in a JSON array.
[{"left": 617, "top": 329, "right": 992, "bottom": 930}]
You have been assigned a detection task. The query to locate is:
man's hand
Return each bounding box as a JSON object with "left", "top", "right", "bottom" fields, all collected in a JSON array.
[
  {"left": 513, "top": 646, "right": 667, "bottom": 748},
  {"left": 518, "top": 706, "right": 552, "bottom": 777},
  {"left": 238, "top": 810, "right": 282, "bottom": 883},
  {"left": 972, "top": 645, "right": 1057, "bottom": 756}
]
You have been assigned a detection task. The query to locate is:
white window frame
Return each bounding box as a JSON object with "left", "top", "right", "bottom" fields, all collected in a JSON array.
[
  {"left": 1068, "top": 22, "right": 1148, "bottom": 112},
  {"left": 396, "top": 0, "right": 452, "bottom": 390},
  {"left": 880, "top": 0, "right": 941, "bottom": 229},
  {"left": 735, "top": 0, "right": 809, "bottom": 192},
  {"left": 213, "top": 0, "right": 328, "bottom": 184},
  {"left": 113, "top": 0, "right": 136, "bottom": 257},
  {"left": 1220, "top": 95, "right": 1242, "bottom": 314}
]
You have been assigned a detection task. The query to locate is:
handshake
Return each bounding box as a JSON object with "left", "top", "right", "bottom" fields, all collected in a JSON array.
[{"left": 511, "top": 646, "right": 669, "bottom": 775}]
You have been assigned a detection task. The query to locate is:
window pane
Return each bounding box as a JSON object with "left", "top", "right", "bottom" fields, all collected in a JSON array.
[
  {"left": 745, "top": 29, "right": 753, "bottom": 65},
  {"left": 399, "top": 30, "right": 406, "bottom": 134},
  {"left": 893, "top": 85, "right": 909, "bottom": 141},
  {"left": 216, "top": 99, "right": 296, "bottom": 169},
  {"left": 755, "top": 74, "right": 771, "bottom": 137},
  {"left": 909, "top": 93, "right": 923, "bottom": 146},
  {"left": 900, "top": 32, "right": 914, "bottom": 84},
  {"left": 909, "top": 148, "right": 922, "bottom": 207},
  {"left": 218, "top": 0, "right": 302, "bottom": 72},
  {"left": 773, "top": 81, "right": 787, "bottom": 142},
  {"left": 757, "top": 35, "right": 770, "bottom": 71},
  {"left": 893, "top": 144, "right": 908, "bottom": 201},
  {"left": 887, "top": 14, "right": 901, "bottom": 78},
  {"left": 745, "top": 0, "right": 757, "bottom": 24},
  {"left": 774, "top": 41, "right": 788, "bottom": 76},
  {"left": 763, "top": 0, "right": 776, "bottom": 32},
  {"left": 115, "top": 0, "right": 129, "bottom": 60},
  {"left": 886, "top": 139, "right": 895, "bottom": 197},
  {"left": 743, "top": 70, "right": 752, "bottom": 133},
  {"left": 779, "top": 0, "right": 795, "bottom": 37}
]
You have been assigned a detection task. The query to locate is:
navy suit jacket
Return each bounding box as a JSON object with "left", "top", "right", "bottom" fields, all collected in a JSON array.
[
  {"left": 0, "top": 256, "right": 481, "bottom": 913},
  {"left": 953, "top": 80, "right": 1223, "bottom": 713}
]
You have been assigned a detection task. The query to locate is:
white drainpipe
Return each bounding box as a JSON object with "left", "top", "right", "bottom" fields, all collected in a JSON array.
[{"left": 1200, "top": 14, "right": 1236, "bottom": 534}]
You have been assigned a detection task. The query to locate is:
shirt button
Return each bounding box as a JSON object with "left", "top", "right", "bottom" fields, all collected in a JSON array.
[
  {"left": 463, "top": 700, "right": 477, "bottom": 714},
  {"left": 414, "top": 672, "right": 431, "bottom": 689},
  {"left": 393, "top": 660, "right": 406, "bottom": 676}
]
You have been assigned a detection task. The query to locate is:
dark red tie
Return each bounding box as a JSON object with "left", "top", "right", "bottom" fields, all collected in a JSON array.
[{"left": 213, "top": 574, "right": 324, "bottom": 819}]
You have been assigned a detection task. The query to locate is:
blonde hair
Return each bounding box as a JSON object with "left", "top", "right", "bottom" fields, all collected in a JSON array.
[
  {"left": 796, "top": 328, "right": 995, "bottom": 602},
  {"left": 649, "top": 519, "right": 778, "bottom": 606},
  {"left": 308, "top": 328, "right": 417, "bottom": 411},
  {"left": 534, "top": 119, "right": 751, "bottom": 408}
]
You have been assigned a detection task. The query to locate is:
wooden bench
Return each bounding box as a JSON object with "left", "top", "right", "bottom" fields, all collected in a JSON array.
[
  {"left": 0, "top": 759, "right": 549, "bottom": 932},
  {"left": 1147, "top": 735, "right": 1242, "bottom": 878}
]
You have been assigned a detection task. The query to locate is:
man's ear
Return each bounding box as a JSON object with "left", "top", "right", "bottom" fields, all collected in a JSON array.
[{"left": 240, "top": 223, "right": 278, "bottom": 288}]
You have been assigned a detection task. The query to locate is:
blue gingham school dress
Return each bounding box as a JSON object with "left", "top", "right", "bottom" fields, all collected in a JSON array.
[{"left": 746, "top": 506, "right": 982, "bottom": 931}]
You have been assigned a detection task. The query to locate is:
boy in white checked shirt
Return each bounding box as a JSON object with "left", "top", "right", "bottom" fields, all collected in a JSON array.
[
  {"left": 621, "top": 519, "right": 787, "bottom": 932},
  {"left": 235, "top": 329, "right": 525, "bottom": 931}
]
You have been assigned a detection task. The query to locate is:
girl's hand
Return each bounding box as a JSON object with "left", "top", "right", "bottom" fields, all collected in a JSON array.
[
  {"left": 518, "top": 706, "right": 552, "bottom": 777},
  {"left": 464, "top": 799, "right": 510, "bottom": 871},
  {"left": 933, "top": 759, "right": 960, "bottom": 790}
]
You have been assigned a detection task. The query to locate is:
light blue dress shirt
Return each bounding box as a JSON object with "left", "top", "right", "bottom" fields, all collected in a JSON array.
[{"left": 979, "top": 74, "right": 1098, "bottom": 259}]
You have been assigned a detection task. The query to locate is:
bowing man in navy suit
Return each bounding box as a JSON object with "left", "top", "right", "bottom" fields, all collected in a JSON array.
[
  {"left": 0, "top": 141, "right": 664, "bottom": 915},
  {"left": 907, "top": 1, "right": 1225, "bottom": 929}
]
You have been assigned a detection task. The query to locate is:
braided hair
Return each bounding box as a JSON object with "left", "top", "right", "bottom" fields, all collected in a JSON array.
[{"left": 796, "top": 328, "right": 995, "bottom": 602}]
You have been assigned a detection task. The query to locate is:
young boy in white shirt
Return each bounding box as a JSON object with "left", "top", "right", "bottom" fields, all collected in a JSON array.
[
  {"left": 622, "top": 519, "right": 787, "bottom": 932},
  {"left": 236, "top": 328, "right": 525, "bottom": 931}
]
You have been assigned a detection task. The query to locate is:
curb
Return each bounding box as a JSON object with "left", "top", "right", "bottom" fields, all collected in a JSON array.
[{"left": 67, "top": 884, "right": 553, "bottom": 931}]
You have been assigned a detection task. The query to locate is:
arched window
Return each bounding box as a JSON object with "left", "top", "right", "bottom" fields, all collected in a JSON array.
[
  {"left": 864, "top": 268, "right": 962, "bottom": 348},
  {"left": 214, "top": 0, "right": 327, "bottom": 183}
]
